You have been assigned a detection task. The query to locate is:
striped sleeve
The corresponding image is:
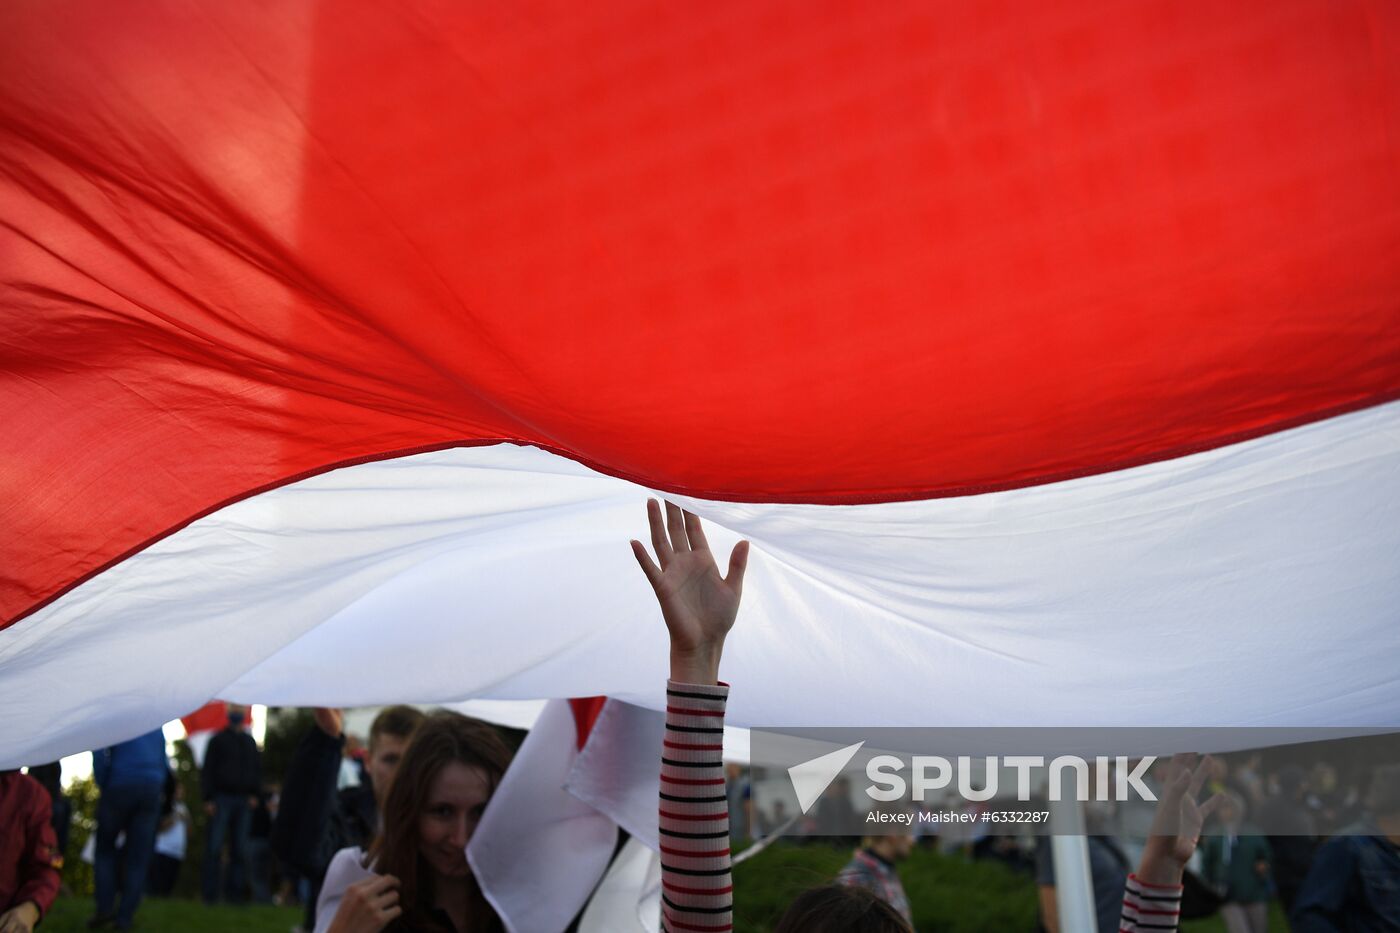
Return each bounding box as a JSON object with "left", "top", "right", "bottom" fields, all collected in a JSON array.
[
  {"left": 1120, "top": 873, "right": 1183, "bottom": 932},
  {"left": 660, "top": 679, "right": 732, "bottom": 933}
]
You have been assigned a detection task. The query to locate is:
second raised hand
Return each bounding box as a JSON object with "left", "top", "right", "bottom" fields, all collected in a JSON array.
[{"left": 631, "top": 499, "right": 750, "bottom": 685}]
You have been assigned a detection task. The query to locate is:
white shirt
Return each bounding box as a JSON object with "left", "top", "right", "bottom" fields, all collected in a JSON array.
[
  {"left": 154, "top": 801, "right": 190, "bottom": 859},
  {"left": 315, "top": 846, "right": 378, "bottom": 933}
]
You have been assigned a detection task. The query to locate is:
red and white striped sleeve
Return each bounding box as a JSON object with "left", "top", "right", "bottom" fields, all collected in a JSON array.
[
  {"left": 1120, "top": 874, "right": 1183, "bottom": 932},
  {"left": 659, "top": 679, "right": 732, "bottom": 933}
]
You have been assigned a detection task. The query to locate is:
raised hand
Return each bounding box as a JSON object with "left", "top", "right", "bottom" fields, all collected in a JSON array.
[
  {"left": 313, "top": 707, "right": 344, "bottom": 739},
  {"left": 631, "top": 499, "right": 749, "bottom": 685},
  {"left": 1137, "top": 753, "right": 1224, "bottom": 886}
]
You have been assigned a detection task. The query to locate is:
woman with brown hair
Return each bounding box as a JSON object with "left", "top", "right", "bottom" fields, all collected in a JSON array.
[{"left": 317, "top": 712, "right": 512, "bottom": 933}]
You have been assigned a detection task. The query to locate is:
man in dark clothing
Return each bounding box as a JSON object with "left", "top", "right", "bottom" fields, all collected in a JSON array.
[
  {"left": 272, "top": 705, "right": 423, "bottom": 932},
  {"left": 91, "top": 728, "right": 168, "bottom": 930},
  {"left": 201, "top": 705, "right": 262, "bottom": 904},
  {"left": 1292, "top": 764, "right": 1400, "bottom": 933},
  {"left": 1259, "top": 765, "right": 1317, "bottom": 915},
  {"left": 0, "top": 770, "right": 62, "bottom": 933}
]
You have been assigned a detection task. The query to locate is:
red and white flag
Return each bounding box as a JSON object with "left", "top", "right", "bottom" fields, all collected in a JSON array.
[{"left": 2, "top": 0, "right": 1400, "bottom": 766}]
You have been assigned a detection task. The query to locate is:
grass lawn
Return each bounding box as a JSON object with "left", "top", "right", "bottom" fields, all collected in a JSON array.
[
  {"left": 39, "top": 854, "right": 1290, "bottom": 932},
  {"left": 40, "top": 897, "right": 302, "bottom": 933}
]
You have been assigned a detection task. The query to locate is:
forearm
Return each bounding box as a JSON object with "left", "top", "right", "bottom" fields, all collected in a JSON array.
[
  {"left": 659, "top": 679, "right": 732, "bottom": 933},
  {"left": 272, "top": 725, "right": 346, "bottom": 875}
]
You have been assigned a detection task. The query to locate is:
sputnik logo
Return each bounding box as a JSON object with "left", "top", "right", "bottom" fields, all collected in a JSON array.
[{"left": 788, "top": 741, "right": 865, "bottom": 814}]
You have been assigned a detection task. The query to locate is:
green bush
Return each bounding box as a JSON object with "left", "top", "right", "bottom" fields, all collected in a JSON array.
[{"left": 61, "top": 776, "right": 98, "bottom": 897}]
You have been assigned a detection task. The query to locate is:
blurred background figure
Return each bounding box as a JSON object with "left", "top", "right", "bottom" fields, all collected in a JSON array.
[
  {"left": 1291, "top": 763, "right": 1400, "bottom": 931},
  {"left": 90, "top": 727, "right": 167, "bottom": 930},
  {"left": 838, "top": 811, "right": 915, "bottom": 929},
  {"left": 201, "top": 704, "right": 261, "bottom": 904},
  {"left": 1259, "top": 764, "right": 1317, "bottom": 917},
  {"left": 146, "top": 779, "right": 190, "bottom": 897},
  {"left": 1200, "top": 791, "right": 1271, "bottom": 933},
  {"left": 725, "top": 763, "right": 751, "bottom": 843}
]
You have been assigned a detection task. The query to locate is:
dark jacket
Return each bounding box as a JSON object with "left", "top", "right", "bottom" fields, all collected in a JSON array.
[
  {"left": 201, "top": 727, "right": 261, "bottom": 798},
  {"left": 1292, "top": 825, "right": 1400, "bottom": 933},
  {"left": 272, "top": 727, "right": 378, "bottom": 878},
  {"left": 1201, "top": 830, "right": 1272, "bottom": 904},
  {"left": 272, "top": 726, "right": 378, "bottom": 930}
]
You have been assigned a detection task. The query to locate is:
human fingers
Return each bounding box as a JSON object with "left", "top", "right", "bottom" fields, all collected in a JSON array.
[
  {"left": 631, "top": 540, "right": 662, "bottom": 591},
  {"left": 1155, "top": 758, "right": 1191, "bottom": 809},
  {"left": 370, "top": 883, "right": 400, "bottom": 910},
  {"left": 725, "top": 540, "right": 750, "bottom": 596},
  {"left": 647, "top": 499, "right": 673, "bottom": 568},
  {"left": 682, "top": 509, "right": 710, "bottom": 553},
  {"left": 664, "top": 500, "right": 690, "bottom": 552},
  {"left": 1187, "top": 755, "right": 1213, "bottom": 800},
  {"left": 380, "top": 905, "right": 403, "bottom": 923},
  {"left": 1197, "top": 791, "right": 1225, "bottom": 824},
  {"left": 363, "top": 873, "right": 400, "bottom": 895}
]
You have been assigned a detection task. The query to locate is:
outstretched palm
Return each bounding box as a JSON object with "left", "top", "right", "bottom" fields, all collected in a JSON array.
[
  {"left": 631, "top": 499, "right": 749, "bottom": 678},
  {"left": 1139, "top": 753, "right": 1224, "bottom": 884}
]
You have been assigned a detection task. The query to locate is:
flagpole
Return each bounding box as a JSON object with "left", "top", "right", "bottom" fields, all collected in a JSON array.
[{"left": 1049, "top": 780, "right": 1097, "bottom": 932}]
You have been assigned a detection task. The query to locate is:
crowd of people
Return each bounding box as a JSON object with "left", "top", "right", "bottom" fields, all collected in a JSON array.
[{"left": 2, "top": 503, "right": 1397, "bottom": 932}]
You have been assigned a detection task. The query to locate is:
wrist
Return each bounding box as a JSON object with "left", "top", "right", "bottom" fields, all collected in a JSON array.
[
  {"left": 18, "top": 900, "right": 40, "bottom": 923},
  {"left": 670, "top": 643, "right": 723, "bottom": 685},
  {"left": 1134, "top": 857, "right": 1185, "bottom": 888}
]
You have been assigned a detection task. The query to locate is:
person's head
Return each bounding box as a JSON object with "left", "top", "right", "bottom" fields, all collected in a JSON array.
[
  {"left": 367, "top": 711, "right": 512, "bottom": 931},
  {"left": 773, "top": 884, "right": 913, "bottom": 933},
  {"left": 367, "top": 705, "right": 426, "bottom": 807},
  {"left": 226, "top": 704, "right": 247, "bottom": 728},
  {"left": 861, "top": 831, "right": 915, "bottom": 863}
]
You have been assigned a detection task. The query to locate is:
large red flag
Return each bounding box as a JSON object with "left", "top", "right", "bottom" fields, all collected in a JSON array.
[{"left": 1, "top": 0, "right": 1398, "bottom": 765}]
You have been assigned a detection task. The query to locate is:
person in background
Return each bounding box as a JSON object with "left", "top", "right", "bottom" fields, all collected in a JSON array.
[
  {"left": 273, "top": 704, "right": 424, "bottom": 932},
  {"left": 248, "top": 784, "right": 277, "bottom": 903},
  {"left": 1259, "top": 764, "right": 1316, "bottom": 916},
  {"left": 0, "top": 768, "right": 62, "bottom": 933},
  {"left": 1200, "top": 791, "right": 1271, "bottom": 933},
  {"left": 316, "top": 713, "right": 512, "bottom": 933},
  {"left": 837, "top": 827, "right": 916, "bottom": 928},
  {"left": 147, "top": 780, "right": 190, "bottom": 897},
  {"left": 201, "top": 704, "right": 262, "bottom": 904},
  {"left": 90, "top": 727, "right": 168, "bottom": 930},
  {"left": 1291, "top": 762, "right": 1400, "bottom": 932},
  {"left": 724, "top": 763, "right": 751, "bottom": 843},
  {"left": 25, "top": 764, "right": 71, "bottom": 871}
]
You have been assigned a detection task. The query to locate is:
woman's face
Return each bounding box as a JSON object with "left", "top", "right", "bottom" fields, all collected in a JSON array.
[{"left": 418, "top": 762, "right": 492, "bottom": 880}]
